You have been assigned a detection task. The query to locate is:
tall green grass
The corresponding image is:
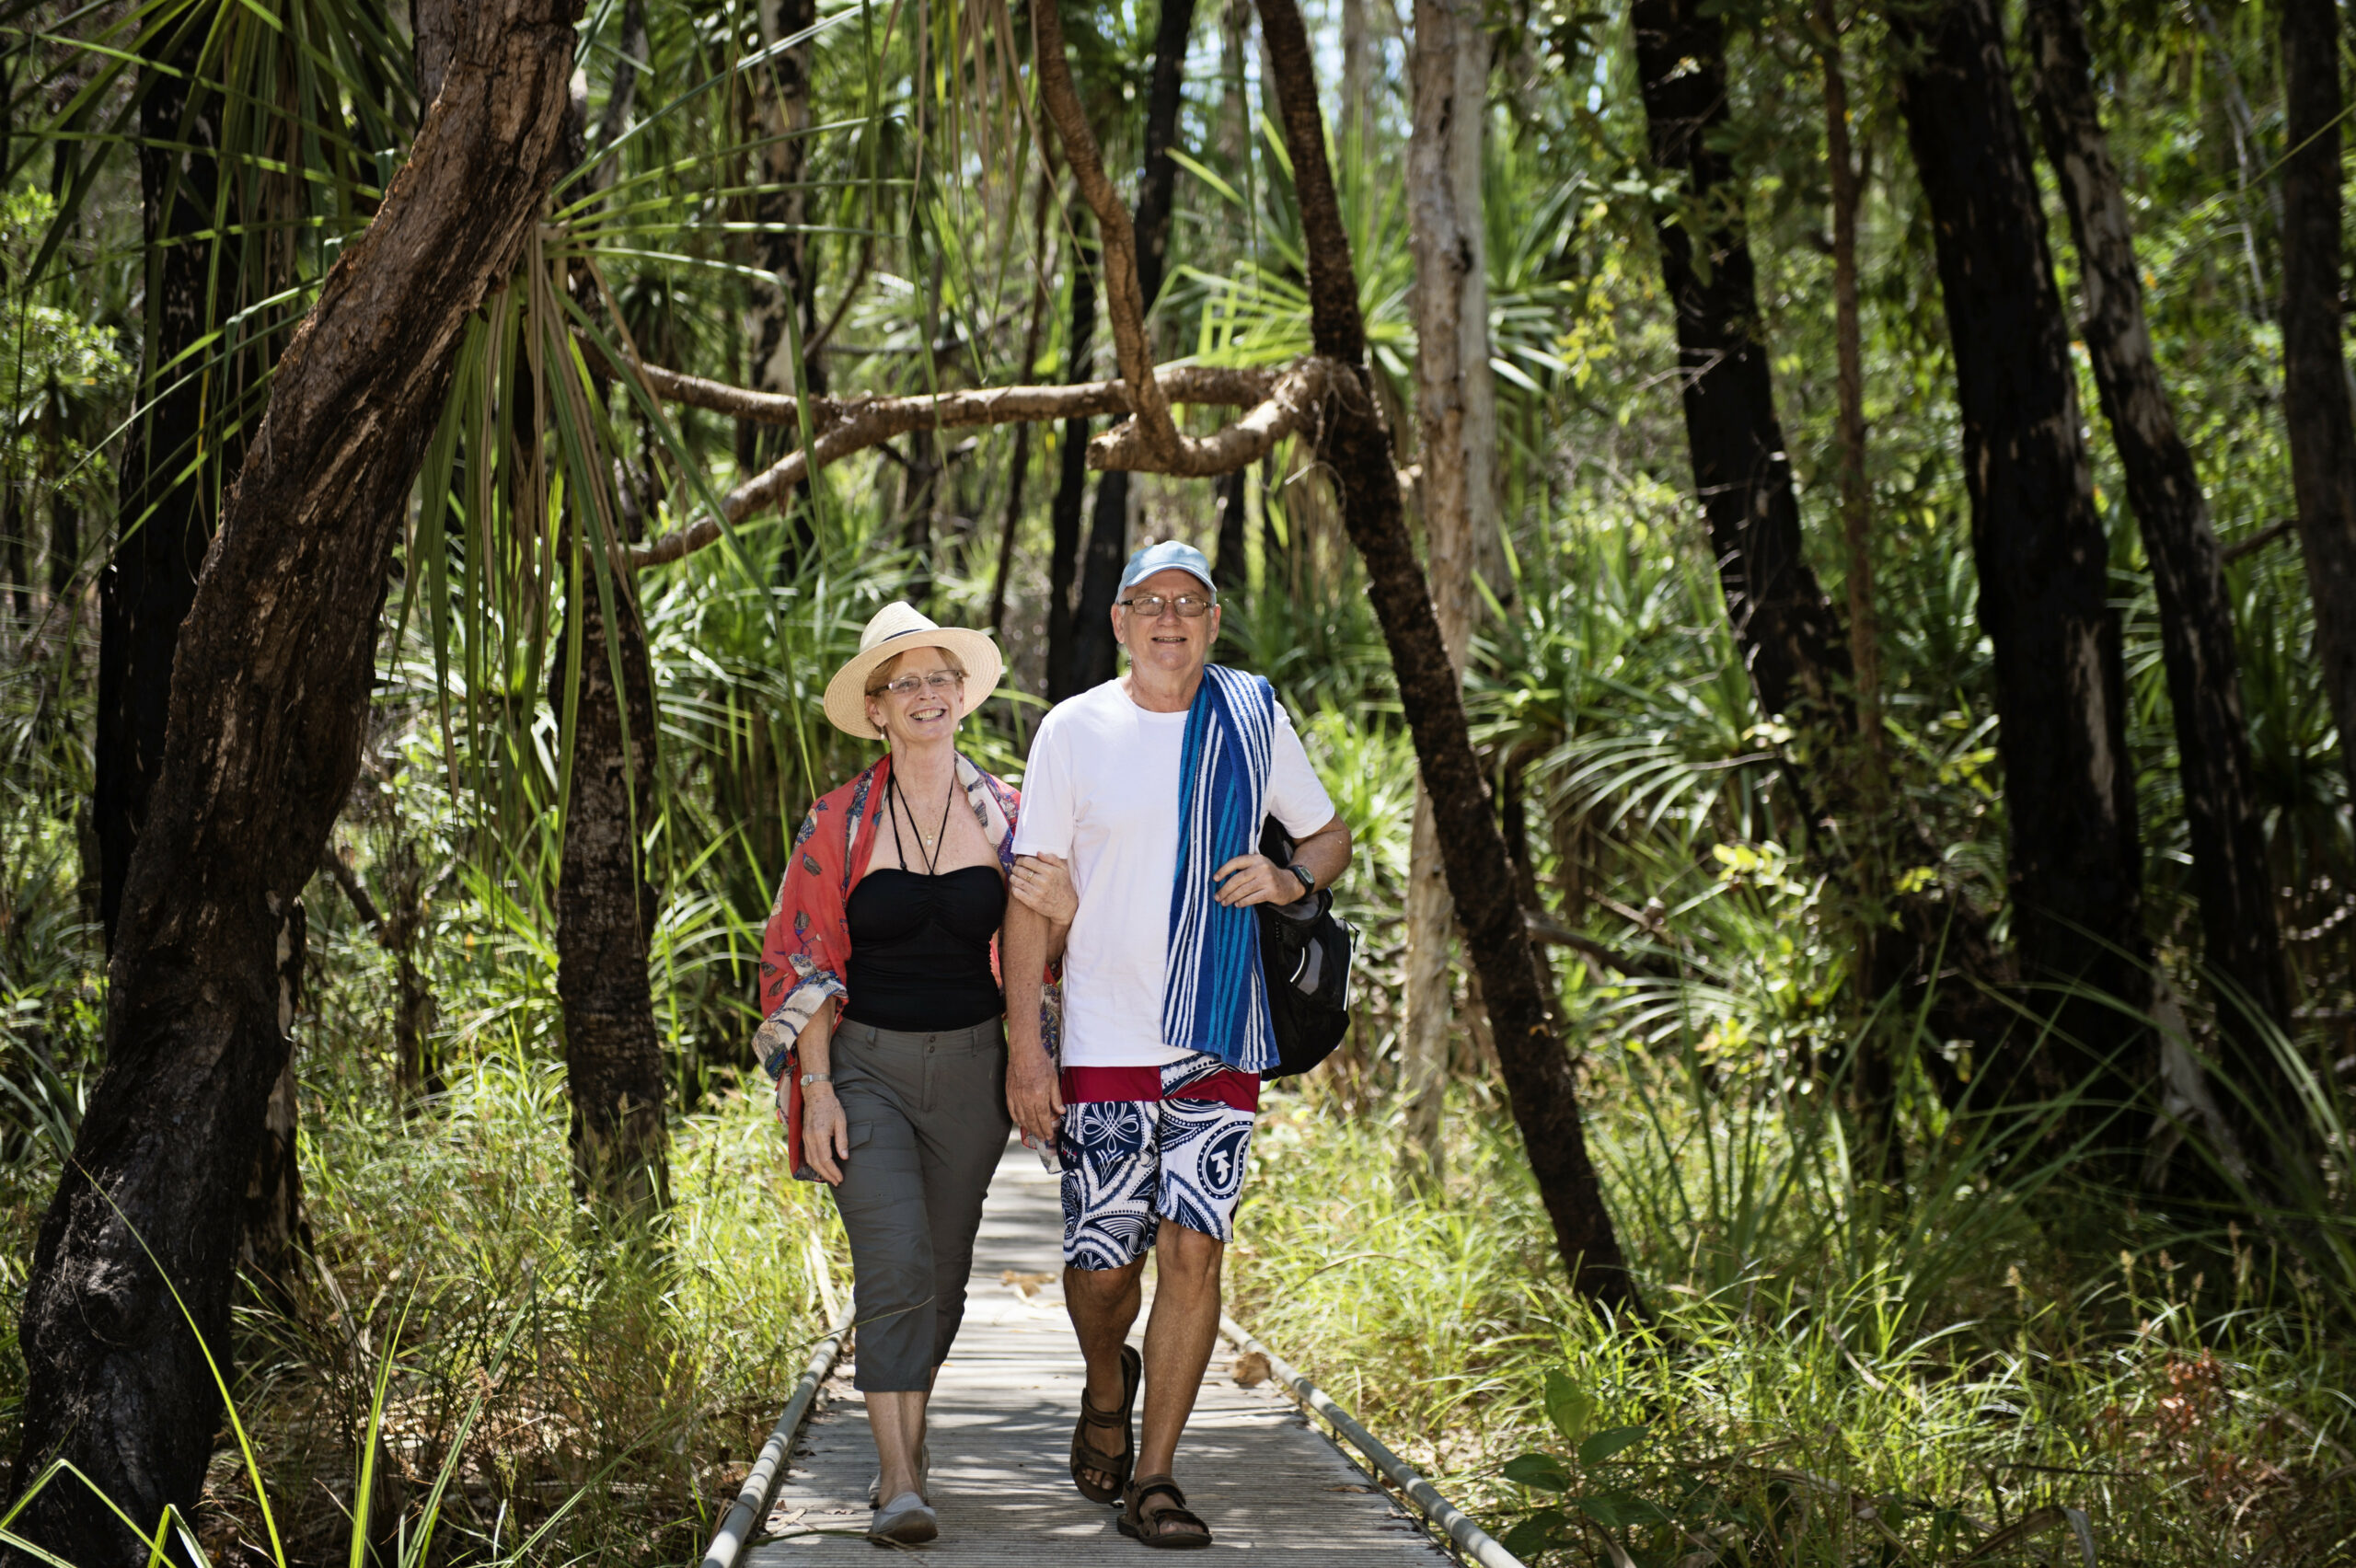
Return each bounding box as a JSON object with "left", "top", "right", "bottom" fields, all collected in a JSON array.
[
  {"left": 0, "top": 1052, "right": 843, "bottom": 1568},
  {"left": 1231, "top": 1077, "right": 2356, "bottom": 1566}
]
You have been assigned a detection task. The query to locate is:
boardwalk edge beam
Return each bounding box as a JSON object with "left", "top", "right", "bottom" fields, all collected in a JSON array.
[
  {"left": 699, "top": 1301, "right": 858, "bottom": 1568},
  {"left": 1218, "top": 1314, "right": 1530, "bottom": 1568}
]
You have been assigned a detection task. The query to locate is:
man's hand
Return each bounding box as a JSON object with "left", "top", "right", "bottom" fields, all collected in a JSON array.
[
  {"left": 1212, "top": 853, "right": 1300, "bottom": 908},
  {"left": 1006, "top": 1037, "right": 1064, "bottom": 1146},
  {"left": 797, "top": 1081, "right": 850, "bottom": 1184}
]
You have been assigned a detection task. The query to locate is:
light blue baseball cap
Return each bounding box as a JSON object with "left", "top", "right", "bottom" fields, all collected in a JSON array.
[{"left": 1118, "top": 538, "right": 1217, "bottom": 596}]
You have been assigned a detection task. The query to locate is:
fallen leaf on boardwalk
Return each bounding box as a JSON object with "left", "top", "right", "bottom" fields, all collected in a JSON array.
[
  {"left": 1000, "top": 1269, "right": 1056, "bottom": 1297},
  {"left": 1231, "top": 1351, "right": 1272, "bottom": 1387}
]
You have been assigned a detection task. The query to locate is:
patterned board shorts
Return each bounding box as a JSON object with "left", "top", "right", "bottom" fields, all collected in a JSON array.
[{"left": 1058, "top": 1056, "right": 1256, "bottom": 1270}]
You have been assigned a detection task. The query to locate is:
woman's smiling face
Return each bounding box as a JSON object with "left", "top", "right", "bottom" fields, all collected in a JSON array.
[{"left": 864, "top": 645, "right": 966, "bottom": 746}]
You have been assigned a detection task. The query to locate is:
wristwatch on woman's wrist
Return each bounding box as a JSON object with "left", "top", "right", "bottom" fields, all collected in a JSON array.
[
  {"left": 801, "top": 1071, "right": 833, "bottom": 1089},
  {"left": 1288, "top": 864, "right": 1315, "bottom": 896}
]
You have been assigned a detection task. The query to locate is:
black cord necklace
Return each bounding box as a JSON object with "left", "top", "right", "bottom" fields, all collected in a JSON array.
[{"left": 887, "top": 767, "right": 954, "bottom": 876}]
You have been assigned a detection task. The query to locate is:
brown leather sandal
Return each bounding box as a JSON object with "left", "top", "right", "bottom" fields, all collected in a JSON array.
[
  {"left": 1118, "top": 1473, "right": 1211, "bottom": 1550},
  {"left": 1069, "top": 1343, "right": 1141, "bottom": 1504}
]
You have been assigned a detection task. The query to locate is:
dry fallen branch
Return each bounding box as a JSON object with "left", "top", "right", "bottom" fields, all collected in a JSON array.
[{"left": 628, "top": 362, "right": 1288, "bottom": 569}]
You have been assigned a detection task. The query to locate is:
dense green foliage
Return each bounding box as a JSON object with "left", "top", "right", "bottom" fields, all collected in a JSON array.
[{"left": 2, "top": 0, "right": 2353, "bottom": 1562}]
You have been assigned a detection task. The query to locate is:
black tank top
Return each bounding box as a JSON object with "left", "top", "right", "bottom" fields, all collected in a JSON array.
[{"left": 842, "top": 866, "right": 1007, "bottom": 1031}]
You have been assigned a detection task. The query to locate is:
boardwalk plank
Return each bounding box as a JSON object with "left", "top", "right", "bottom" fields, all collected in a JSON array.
[{"left": 750, "top": 1139, "right": 1451, "bottom": 1562}]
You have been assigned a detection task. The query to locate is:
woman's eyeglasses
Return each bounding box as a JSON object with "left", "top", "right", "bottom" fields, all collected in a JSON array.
[
  {"left": 1117, "top": 593, "right": 1215, "bottom": 619},
  {"left": 872, "top": 670, "right": 965, "bottom": 698}
]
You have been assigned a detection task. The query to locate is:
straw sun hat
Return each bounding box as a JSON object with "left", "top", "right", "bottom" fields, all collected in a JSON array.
[{"left": 822, "top": 603, "right": 1004, "bottom": 741}]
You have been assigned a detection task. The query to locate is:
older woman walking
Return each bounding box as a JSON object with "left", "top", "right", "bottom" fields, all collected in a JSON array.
[{"left": 755, "top": 604, "right": 1071, "bottom": 1546}]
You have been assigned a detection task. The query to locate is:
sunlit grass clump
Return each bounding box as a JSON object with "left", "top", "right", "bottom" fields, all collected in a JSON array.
[
  {"left": 1230, "top": 1084, "right": 2356, "bottom": 1566},
  {"left": 188, "top": 1055, "right": 841, "bottom": 1568}
]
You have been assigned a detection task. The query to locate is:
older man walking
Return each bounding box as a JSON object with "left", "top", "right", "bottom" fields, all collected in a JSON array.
[{"left": 1004, "top": 540, "right": 1352, "bottom": 1550}]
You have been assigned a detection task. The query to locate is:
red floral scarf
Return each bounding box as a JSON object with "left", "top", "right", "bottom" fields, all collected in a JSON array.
[{"left": 754, "top": 751, "right": 1037, "bottom": 1177}]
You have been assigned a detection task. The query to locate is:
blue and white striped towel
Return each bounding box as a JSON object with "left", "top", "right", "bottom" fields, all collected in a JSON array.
[{"left": 1161, "top": 664, "right": 1278, "bottom": 1073}]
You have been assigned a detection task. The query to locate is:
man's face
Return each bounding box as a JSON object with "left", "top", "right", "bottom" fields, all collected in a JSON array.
[{"left": 1114, "top": 567, "right": 1219, "bottom": 679}]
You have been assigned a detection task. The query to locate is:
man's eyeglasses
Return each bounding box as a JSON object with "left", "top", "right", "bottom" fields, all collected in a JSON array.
[
  {"left": 872, "top": 670, "right": 965, "bottom": 698},
  {"left": 1117, "top": 593, "right": 1216, "bottom": 619}
]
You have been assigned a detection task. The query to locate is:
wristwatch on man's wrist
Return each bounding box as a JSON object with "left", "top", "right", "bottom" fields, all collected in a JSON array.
[
  {"left": 1288, "top": 863, "right": 1316, "bottom": 897},
  {"left": 800, "top": 1071, "right": 833, "bottom": 1089}
]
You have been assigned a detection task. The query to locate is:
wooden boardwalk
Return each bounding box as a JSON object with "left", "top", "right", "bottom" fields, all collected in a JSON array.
[{"left": 750, "top": 1139, "right": 1452, "bottom": 1562}]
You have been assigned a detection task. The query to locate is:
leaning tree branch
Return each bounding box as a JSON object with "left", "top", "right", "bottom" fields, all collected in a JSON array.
[
  {"left": 1253, "top": 0, "right": 1641, "bottom": 1313},
  {"left": 1030, "top": 0, "right": 1276, "bottom": 478},
  {"left": 1027, "top": 0, "right": 1174, "bottom": 454},
  {"left": 626, "top": 361, "right": 1298, "bottom": 568}
]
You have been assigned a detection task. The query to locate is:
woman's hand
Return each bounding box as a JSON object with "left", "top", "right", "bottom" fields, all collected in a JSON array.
[
  {"left": 800, "top": 1081, "right": 850, "bottom": 1185},
  {"left": 1011, "top": 852, "right": 1077, "bottom": 923}
]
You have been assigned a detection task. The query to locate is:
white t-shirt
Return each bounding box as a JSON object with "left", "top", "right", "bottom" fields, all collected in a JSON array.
[{"left": 1012, "top": 677, "right": 1340, "bottom": 1067}]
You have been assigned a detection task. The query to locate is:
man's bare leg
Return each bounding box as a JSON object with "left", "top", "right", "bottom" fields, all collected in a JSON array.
[
  {"left": 1136, "top": 1225, "right": 1220, "bottom": 1458},
  {"left": 1064, "top": 1252, "right": 1148, "bottom": 1494}
]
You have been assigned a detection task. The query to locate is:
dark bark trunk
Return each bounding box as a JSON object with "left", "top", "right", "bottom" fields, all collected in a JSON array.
[
  {"left": 7, "top": 478, "right": 28, "bottom": 628},
  {"left": 744, "top": 0, "right": 823, "bottom": 561},
  {"left": 1635, "top": 0, "right": 2002, "bottom": 1148},
  {"left": 238, "top": 898, "right": 309, "bottom": 1306},
  {"left": 2027, "top": 0, "right": 2299, "bottom": 1171},
  {"left": 46, "top": 486, "right": 75, "bottom": 606},
  {"left": 1630, "top": 0, "right": 1852, "bottom": 729},
  {"left": 1212, "top": 467, "right": 1248, "bottom": 589},
  {"left": 95, "top": 27, "right": 224, "bottom": 946},
  {"left": 900, "top": 427, "right": 940, "bottom": 607},
  {"left": 385, "top": 837, "right": 438, "bottom": 1099},
  {"left": 552, "top": 538, "right": 668, "bottom": 1216},
  {"left": 1890, "top": 0, "right": 2148, "bottom": 1106},
  {"left": 989, "top": 173, "right": 1059, "bottom": 638},
  {"left": 988, "top": 440, "right": 1034, "bottom": 639},
  {"left": 1069, "top": 0, "right": 1197, "bottom": 691},
  {"left": 327, "top": 839, "right": 440, "bottom": 1100},
  {"left": 1254, "top": 0, "right": 1639, "bottom": 1311},
  {"left": 2278, "top": 0, "right": 2356, "bottom": 810},
  {"left": 1046, "top": 226, "right": 1096, "bottom": 701},
  {"left": 1814, "top": 0, "right": 1900, "bottom": 1189},
  {"left": 4, "top": 3, "right": 577, "bottom": 1559}
]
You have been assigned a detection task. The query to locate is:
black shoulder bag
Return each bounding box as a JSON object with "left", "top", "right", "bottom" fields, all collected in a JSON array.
[{"left": 1255, "top": 818, "right": 1358, "bottom": 1079}]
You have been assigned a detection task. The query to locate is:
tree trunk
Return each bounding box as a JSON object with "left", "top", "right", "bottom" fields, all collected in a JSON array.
[
  {"left": 326, "top": 837, "right": 439, "bottom": 1100},
  {"left": 386, "top": 836, "right": 438, "bottom": 1099},
  {"left": 2027, "top": 0, "right": 2298, "bottom": 1175},
  {"left": 1400, "top": 0, "right": 1495, "bottom": 1183},
  {"left": 1254, "top": 0, "right": 1639, "bottom": 1311},
  {"left": 5, "top": 1, "right": 578, "bottom": 1557},
  {"left": 1814, "top": 0, "right": 1899, "bottom": 1188},
  {"left": 1068, "top": 0, "right": 1197, "bottom": 693},
  {"left": 900, "top": 425, "right": 941, "bottom": 606},
  {"left": 1046, "top": 222, "right": 1096, "bottom": 701},
  {"left": 1890, "top": 0, "right": 2148, "bottom": 1107},
  {"left": 552, "top": 539, "right": 670, "bottom": 1217},
  {"left": 1341, "top": 0, "right": 1370, "bottom": 152},
  {"left": 2278, "top": 0, "right": 2356, "bottom": 811},
  {"left": 46, "top": 483, "right": 76, "bottom": 610},
  {"left": 1630, "top": 0, "right": 1852, "bottom": 731},
  {"left": 6, "top": 477, "right": 28, "bottom": 628},
  {"left": 239, "top": 898, "right": 309, "bottom": 1306},
  {"left": 744, "top": 0, "right": 824, "bottom": 559},
  {"left": 989, "top": 171, "right": 1059, "bottom": 637},
  {"left": 1212, "top": 467, "right": 1248, "bottom": 590},
  {"left": 1218, "top": 0, "right": 1251, "bottom": 175},
  {"left": 95, "top": 20, "right": 225, "bottom": 946}
]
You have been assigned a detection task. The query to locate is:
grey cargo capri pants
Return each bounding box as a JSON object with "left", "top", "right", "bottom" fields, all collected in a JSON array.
[{"left": 827, "top": 1016, "right": 1012, "bottom": 1391}]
